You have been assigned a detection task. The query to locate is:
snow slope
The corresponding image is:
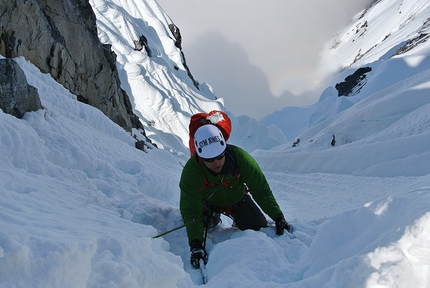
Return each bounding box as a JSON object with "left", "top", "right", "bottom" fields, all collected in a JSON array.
[
  {"left": 262, "top": 0, "right": 430, "bottom": 141},
  {"left": 1, "top": 0, "right": 430, "bottom": 287},
  {"left": 88, "top": 0, "right": 287, "bottom": 161}
]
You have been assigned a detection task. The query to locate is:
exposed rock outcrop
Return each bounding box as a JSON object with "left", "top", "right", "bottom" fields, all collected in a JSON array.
[
  {"left": 335, "top": 67, "right": 372, "bottom": 96},
  {"left": 133, "top": 35, "right": 151, "bottom": 56},
  {"left": 0, "top": 0, "right": 142, "bottom": 132},
  {"left": 168, "top": 23, "right": 199, "bottom": 89},
  {"left": 0, "top": 58, "right": 43, "bottom": 118}
]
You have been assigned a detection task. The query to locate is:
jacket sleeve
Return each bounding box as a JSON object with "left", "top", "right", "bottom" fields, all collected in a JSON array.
[
  {"left": 233, "top": 146, "right": 284, "bottom": 221},
  {"left": 179, "top": 157, "right": 205, "bottom": 246}
]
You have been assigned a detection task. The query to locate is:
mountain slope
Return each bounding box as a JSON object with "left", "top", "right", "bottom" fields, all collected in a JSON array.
[
  {"left": 262, "top": 0, "right": 430, "bottom": 141},
  {"left": 88, "top": 0, "right": 287, "bottom": 161},
  {"left": 321, "top": 0, "right": 430, "bottom": 73}
]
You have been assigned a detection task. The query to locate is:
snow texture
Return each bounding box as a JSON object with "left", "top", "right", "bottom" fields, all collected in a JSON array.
[{"left": 1, "top": 0, "right": 430, "bottom": 287}]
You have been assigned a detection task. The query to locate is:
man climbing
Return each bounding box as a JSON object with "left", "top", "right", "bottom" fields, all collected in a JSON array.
[{"left": 179, "top": 124, "right": 292, "bottom": 269}]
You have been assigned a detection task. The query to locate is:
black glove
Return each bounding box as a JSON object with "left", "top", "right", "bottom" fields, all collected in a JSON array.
[
  {"left": 275, "top": 217, "right": 292, "bottom": 235},
  {"left": 190, "top": 239, "right": 208, "bottom": 269}
]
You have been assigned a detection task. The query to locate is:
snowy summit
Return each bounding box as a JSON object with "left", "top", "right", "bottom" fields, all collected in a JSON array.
[{"left": 1, "top": 0, "right": 430, "bottom": 287}]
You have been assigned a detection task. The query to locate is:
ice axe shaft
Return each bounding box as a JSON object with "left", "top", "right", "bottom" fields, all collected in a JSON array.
[
  {"left": 152, "top": 218, "right": 202, "bottom": 239},
  {"left": 152, "top": 223, "right": 186, "bottom": 238},
  {"left": 199, "top": 259, "right": 209, "bottom": 284}
]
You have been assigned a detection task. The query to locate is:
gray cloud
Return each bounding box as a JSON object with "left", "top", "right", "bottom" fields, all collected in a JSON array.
[
  {"left": 186, "top": 32, "right": 316, "bottom": 119},
  {"left": 157, "top": 0, "right": 373, "bottom": 119}
]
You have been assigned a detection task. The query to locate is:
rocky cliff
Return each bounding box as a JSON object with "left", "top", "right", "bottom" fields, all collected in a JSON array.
[
  {"left": 0, "top": 58, "right": 43, "bottom": 118},
  {"left": 0, "top": 0, "right": 142, "bottom": 132}
]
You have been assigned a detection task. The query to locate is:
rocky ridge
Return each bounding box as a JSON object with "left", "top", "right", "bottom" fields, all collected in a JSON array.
[{"left": 0, "top": 0, "right": 142, "bottom": 132}]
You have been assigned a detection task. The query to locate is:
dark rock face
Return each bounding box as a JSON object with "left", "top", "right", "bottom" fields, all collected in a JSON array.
[
  {"left": 0, "top": 58, "right": 43, "bottom": 118},
  {"left": 168, "top": 23, "right": 199, "bottom": 89},
  {"left": 335, "top": 67, "right": 372, "bottom": 97},
  {"left": 169, "top": 24, "right": 182, "bottom": 50},
  {"left": 394, "top": 32, "right": 430, "bottom": 56},
  {"left": 0, "top": 0, "right": 142, "bottom": 131},
  {"left": 133, "top": 35, "right": 151, "bottom": 56}
]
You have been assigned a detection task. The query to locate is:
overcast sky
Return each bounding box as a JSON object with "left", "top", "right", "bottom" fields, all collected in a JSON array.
[{"left": 156, "top": 0, "right": 373, "bottom": 119}]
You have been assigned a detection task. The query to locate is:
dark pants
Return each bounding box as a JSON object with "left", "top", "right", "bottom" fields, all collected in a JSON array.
[{"left": 205, "top": 194, "right": 268, "bottom": 230}]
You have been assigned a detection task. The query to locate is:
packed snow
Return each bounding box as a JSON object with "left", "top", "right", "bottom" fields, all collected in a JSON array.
[{"left": 2, "top": 0, "right": 430, "bottom": 287}]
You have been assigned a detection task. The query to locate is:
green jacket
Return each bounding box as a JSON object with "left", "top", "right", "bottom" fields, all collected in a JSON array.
[{"left": 179, "top": 144, "right": 284, "bottom": 245}]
